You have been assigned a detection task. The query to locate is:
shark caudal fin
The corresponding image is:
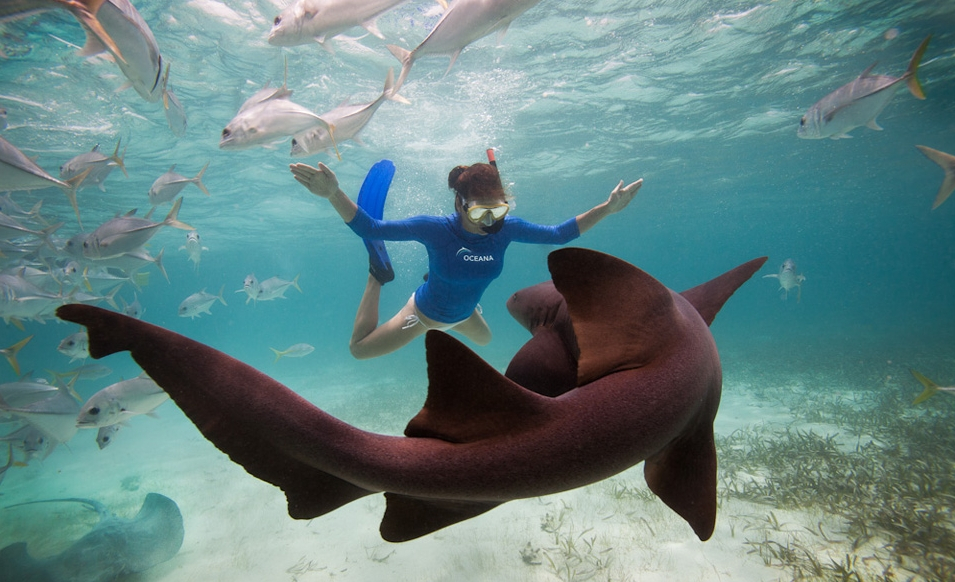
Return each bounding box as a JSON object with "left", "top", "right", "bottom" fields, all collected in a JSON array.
[
  {"left": 547, "top": 248, "right": 680, "bottom": 385},
  {"left": 916, "top": 145, "right": 955, "bottom": 210},
  {"left": 680, "top": 257, "right": 768, "bottom": 326},
  {"left": 55, "top": 304, "right": 375, "bottom": 520},
  {"left": 379, "top": 331, "right": 553, "bottom": 542}
]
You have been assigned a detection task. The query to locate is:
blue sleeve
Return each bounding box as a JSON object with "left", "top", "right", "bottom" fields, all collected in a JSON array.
[
  {"left": 346, "top": 207, "right": 440, "bottom": 242},
  {"left": 506, "top": 217, "right": 580, "bottom": 245}
]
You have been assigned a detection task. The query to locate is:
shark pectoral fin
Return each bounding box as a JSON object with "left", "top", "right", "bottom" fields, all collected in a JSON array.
[
  {"left": 643, "top": 417, "right": 718, "bottom": 541},
  {"left": 54, "top": 304, "right": 376, "bottom": 520},
  {"left": 547, "top": 248, "right": 677, "bottom": 385},
  {"left": 680, "top": 257, "right": 768, "bottom": 326},
  {"left": 380, "top": 494, "right": 501, "bottom": 542},
  {"left": 406, "top": 332, "right": 550, "bottom": 442}
]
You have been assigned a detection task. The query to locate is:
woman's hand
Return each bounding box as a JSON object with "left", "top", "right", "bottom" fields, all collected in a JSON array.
[
  {"left": 606, "top": 178, "right": 643, "bottom": 213},
  {"left": 290, "top": 162, "right": 339, "bottom": 198}
]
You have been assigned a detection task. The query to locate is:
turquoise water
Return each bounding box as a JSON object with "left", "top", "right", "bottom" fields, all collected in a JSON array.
[{"left": 2, "top": 1, "right": 955, "bottom": 580}]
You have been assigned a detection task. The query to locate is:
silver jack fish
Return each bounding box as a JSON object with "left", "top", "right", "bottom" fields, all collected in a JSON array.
[
  {"left": 82, "top": 197, "right": 193, "bottom": 260},
  {"left": 270, "top": 343, "right": 315, "bottom": 362},
  {"left": 0, "top": 0, "right": 127, "bottom": 64},
  {"left": 147, "top": 162, "right": 210, "bottom": 207},
  {"left": 221, "top": 98, "right": 333, "bottom": 151},
  {"left": 268, "top": 0, "right": 411, "bottom": 49},
  {"left": 387, "top": 0, "right": 542, "bottom": 91},
  {"left": 798, "top": 35, "right": 931, "bottom": 140},
  {"left": 291, "top": 69, "right": 408, "bottom": 157},
  {"left": 178, "top": 286, "right": 226, "bottom": 319},
  {"left": 1, "top": 135, "right": 87, "bottom": 227},
  {"left": 59, "top": 139, "right": 128, "bottom": 192},
  {"left": 179, "top": 230, "right": 207, "bottom": 270},
  {"left": 763, "top": 258, "right": 805, "bottom": 302},
  {"left": 76, "top": 373, "right": 168, "bottom": 428},
  {"left": 915, "top": 145, "right": 955, "bottom": 210},
  {"left": 82, "top": 0, "right": 164, "bottom": 102}
]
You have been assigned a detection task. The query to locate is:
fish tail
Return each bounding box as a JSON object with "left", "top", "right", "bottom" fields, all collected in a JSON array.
[
  {"left": 153, "top": 247, "right": 169, "bottom": 283},
  {"left": 905, "top": 34, "right": 931, "bottom": 100},
  {"left": 911, "top": 369, "right": 940, "bottom": 404},
  {"left": 110, "top": 137, "right": 128, "bottom": 177},
  {"left": 68, "top": 0, "right": 127, "bottom": 64},
  {"left": 1, "top": 335, "right": 32, "bottom": 377},
  {"left": 62, "top": 167, "right": 90, "bottom": 230},
  {"left": 915, "top": 145, "right": 955, "bottom": 210},
  {"left": 383, "top": 68, "right": 410, "bottom": 105},
  {"left": 386, "top": 44, "right": 414, "bottom": 94},
  {"left": 270, "top": 348, "right": 283, "bottom": 363},
  {"left": 194, "top": 161, "right": 211, "bottom": 196},
  {"left": 216, "top": 284, "right": 227, "bottom": 306},
  {"left": 40, "top": 221, "right": 64, "bottom": 251},
  {"left": 292, "top": 274, "right": 302, "bottom": 294},
  {"left": 163, "top": 197, "right": 193, "bottom": 231}
]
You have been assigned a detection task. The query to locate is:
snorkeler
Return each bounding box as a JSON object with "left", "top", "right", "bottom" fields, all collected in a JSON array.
[{"left": 289, "top": 157, "right": 642, "bottom": 359}]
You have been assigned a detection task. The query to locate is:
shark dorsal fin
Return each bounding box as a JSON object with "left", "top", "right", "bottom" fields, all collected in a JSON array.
[
  {"left": 679, "top": 257, "right": 768, "bottom": 326},
  {"left": 547, "top": 248, "right": 679, "bottom": 385},
  {"left": 405, "top": 332, "right": 550, "bottom": 443}
]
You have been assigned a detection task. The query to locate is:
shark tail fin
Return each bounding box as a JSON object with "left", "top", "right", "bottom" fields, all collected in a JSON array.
[
  {"left": 905, "top": 34, "right": 931, "bottom": 100},
  {"left": 911, "top": 369, "right": 940, "bottom": 404},
  {"left": 55, "top": 304, "right": 376, "bottom": 521},
  {"left": 680, "top": 257, "right": 768, "bottom": 326},
  {"left": 915, "top": 145, "right": 955, "bottom": 210}
]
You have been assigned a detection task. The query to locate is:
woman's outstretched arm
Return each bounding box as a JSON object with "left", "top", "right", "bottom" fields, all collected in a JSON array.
[
  {"left": 290, "top": 162, "right": 358, "bottom": 223},
  {"left": 575, "top": 178, "right": 643, "bottom": 234}
]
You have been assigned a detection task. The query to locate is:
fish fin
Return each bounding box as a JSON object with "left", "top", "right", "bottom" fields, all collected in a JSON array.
[
  {"left": 291, "top": 274, "right": 302, "bottom": 293},
  {"left": 362, "top": 18, "right": 385, "bottom": 40},
  {"left": 444, "top": 50, "right": 462, "bottom": 77},
  {"left": 383, "top": 68, "right": 411, "bottom": 105},
  {"left": 387, "top": 44, "right": 414, "bottom": 93},
  {"left": 69, "top": 0, "right": 126, "bottom": 63},
  {"left": 114, "top": 80, "right": 132, "bottom": 94},
  {"left": 404, "top": 331, "right": 551, "bottom": 443},
  {"left": 163, "top": 197, "right": 193, "bottom": 231},
  {"left": 1, "top": 335, "right": 32, "bottom": 377},
  {"left": 905, "top": 34, "right": 931, "bottom": 100},
  {"left": 915, "top": 145, "right": 955, "bottom": 210},
  {"left": 546, "top": 248, "right": 680, "bottom": 385},
  {"left": 110, "top": 137, "right": 128, "bottom": 177},
  {"left": 54, "top": 304, "right": 376, "bottom": 520},
  {"left": 866, "top": 118, "right": 883, "bottom": 131},
  {"left": 435, "top": 0, "right": 448, "bottom": 10},
  {"left": 380, "top": 494, "right": 501, "bottom": 542},
  {"left": 315, "top": 36, "right": 336, "bottom": 55},
  {"left": 680, "top": 257, "right": 768, "bottom": 326},
  {"left": 63, "top": 167, "right": 90, "bottom": 229},
  {"left": 911, "top": 369, "right": 940, "bottom": 404},
  {"left": 858, "top": 62, "right": 878, "bottom": 79},
  {"left": 270, "top": 348, "right": 283, "bottom": 363},
  {"left": 644, "top": 411, "right": 719, "bottom": 541},
  {"left": 762, "top": 273, "right": 778, "bottom": 279},
  {"left": 216, "top": 285, "right": 227, "bottom": 306},
  {"left": 194, "top": 161, "right": 210, "bottom": 196}
]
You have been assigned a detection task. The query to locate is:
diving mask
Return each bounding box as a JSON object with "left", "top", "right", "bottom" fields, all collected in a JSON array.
[{"left": 464, "top": 202, "right": 509, "bottom": 226}]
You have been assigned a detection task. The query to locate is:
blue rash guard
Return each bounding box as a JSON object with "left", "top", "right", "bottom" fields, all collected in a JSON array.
[{"left": 347, "top": 208, "right": 580, "bottom": 323}]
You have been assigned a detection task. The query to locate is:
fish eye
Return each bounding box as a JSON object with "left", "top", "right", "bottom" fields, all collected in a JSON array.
[
  {"left": 101, "top": 435, "right": 111, "bottom": 443},
  {"left": 799, "top": 117, "right": 805, "bottom": 126},
  {"left": 221, "top": 128, "right": 231, "bottom": 138},
  {"left": 274, "top": 16, "right": 281, "bottom": 25},
  {"left": 89, "top": 407, "right": 100, "bottom": 415}
]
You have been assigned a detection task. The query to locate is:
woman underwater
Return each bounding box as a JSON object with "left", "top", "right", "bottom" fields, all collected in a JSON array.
[{"left": 289, "top": 158, "right": 642, "bottom": 359}]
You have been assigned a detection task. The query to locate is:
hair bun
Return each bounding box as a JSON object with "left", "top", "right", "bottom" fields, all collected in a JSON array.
[{"left": 448, "top": 165, "right": 469, "bottom": 190}]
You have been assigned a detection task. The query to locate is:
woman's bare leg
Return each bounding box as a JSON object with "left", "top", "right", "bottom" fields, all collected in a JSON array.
[
  {"left": 349, "top": 286, "right": 426, "bottom": 359},
  {"left": 451, "top": 308, "right": 492, "bottom": 346}
]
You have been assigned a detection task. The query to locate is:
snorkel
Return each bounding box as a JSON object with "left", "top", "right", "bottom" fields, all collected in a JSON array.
[{"left": 479, "top": 148, "right": 506, "bottom": 234}]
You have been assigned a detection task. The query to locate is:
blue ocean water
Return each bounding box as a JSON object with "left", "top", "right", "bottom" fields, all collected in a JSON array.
[{"left": 1, "top": 1, "right": 955, "bottom": 580}]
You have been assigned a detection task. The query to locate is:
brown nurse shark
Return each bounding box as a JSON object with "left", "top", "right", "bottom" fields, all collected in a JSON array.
[{"left": 56, "top": 248, "right": 766, "bottom": 543}]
